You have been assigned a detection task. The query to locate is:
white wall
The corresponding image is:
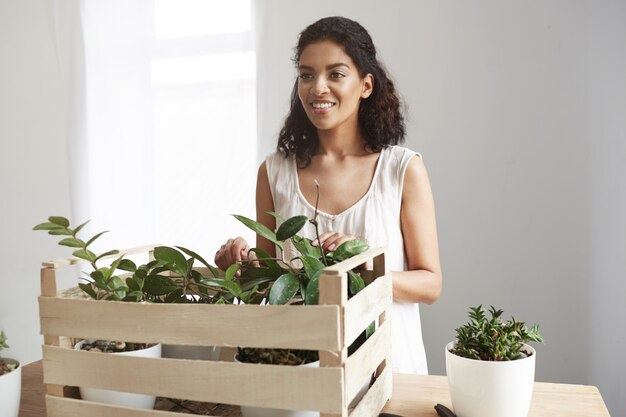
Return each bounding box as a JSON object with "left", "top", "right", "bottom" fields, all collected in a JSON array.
[
  {"left": 1, "top": 1, "right": 623, "bottom": 415},
  {"left": 256, "top": 1, "right": 625, "bottom": 415},
  {"left": 0, "top": 0, "right": 72, "bottom": 363}
]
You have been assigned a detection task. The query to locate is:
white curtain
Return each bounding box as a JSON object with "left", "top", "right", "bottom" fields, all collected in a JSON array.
[{"left": 52, "top": 0, "right": 257, "bottom": 258}]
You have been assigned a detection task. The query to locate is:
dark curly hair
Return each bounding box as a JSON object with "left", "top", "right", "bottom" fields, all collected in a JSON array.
[{"left": 277, "top": 16, "right": 406, "bottom": 167}]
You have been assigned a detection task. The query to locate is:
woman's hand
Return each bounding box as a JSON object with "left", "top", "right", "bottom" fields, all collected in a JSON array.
[
  {"left": 311, "top": 231, "right": 356, "bottom": 252},
  {"left": 214, "top": 237, "right": 258, "bottom": 276}
]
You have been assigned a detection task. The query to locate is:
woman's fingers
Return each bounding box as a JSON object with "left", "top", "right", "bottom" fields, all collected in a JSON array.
[
  {"left": 312, "top": 231, "right": 356, "bottom": 251},
  {"left": 214, "top": 237, "right": 249, "bottom": 271}
]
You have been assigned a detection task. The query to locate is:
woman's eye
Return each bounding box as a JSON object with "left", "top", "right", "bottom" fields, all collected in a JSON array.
[
  {"left": 330, "top": 72, "right": 345, "bottom": 79},
  {"left": 298, "top": 74, "right": 313, "bottom": 80}
]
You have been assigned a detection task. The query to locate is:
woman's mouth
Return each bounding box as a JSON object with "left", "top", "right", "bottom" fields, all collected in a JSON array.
[{"left": 310, "top": 102, "right": 336, "bottom": 114}]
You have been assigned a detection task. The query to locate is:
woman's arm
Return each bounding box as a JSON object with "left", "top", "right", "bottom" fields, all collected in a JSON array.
[
  {"left": 214, "top": 162, "right": 277, "bottom": 269},
  {"left": 255, "top": 161, "right": 277, "bottom": 258},
  {"left": 394, "top": 155, "right": 442, "bottom": 304}
]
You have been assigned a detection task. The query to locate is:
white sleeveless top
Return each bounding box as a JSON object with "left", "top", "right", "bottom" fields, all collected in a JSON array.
[{"left": 266, "top": 145, "right": 428, "bottom": 374}]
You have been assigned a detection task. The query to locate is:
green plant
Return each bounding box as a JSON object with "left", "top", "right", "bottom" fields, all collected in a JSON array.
[
  {"left": 451, "top": 305, "right": 544, "bottom": 361},
  {"left": 35, "top": 183, "right": 374, "bottom": 363},
  {"left": 33, "top": 217, "right": 233, "bottom": 304},
  {"left": 0, "top": 331, "right": 17, "bottom": 376}
]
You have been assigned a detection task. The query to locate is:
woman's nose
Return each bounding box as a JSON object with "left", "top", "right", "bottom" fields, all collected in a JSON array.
[{"left": 310, "top": 77, "right": 329, "bottom": 95}]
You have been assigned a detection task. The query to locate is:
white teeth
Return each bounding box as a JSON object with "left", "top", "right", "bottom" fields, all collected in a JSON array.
[{"left": 311, "top": 102, "right": 334, "bottom": 109}]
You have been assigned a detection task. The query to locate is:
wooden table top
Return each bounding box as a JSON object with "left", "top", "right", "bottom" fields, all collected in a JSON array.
[{"left": 19, "top": 360, "right": 611, "bottom": 417}]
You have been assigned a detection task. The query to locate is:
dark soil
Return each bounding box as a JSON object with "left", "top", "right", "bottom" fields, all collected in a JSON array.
[
  {"left": 0, "top": 359, "right": 16, "bottom": 376},
  {"left": 236, "top": 347, "right": 318, "bottom": 365},
  {"left": 79, "top": 340, "right": 155, "bottom": 353}
]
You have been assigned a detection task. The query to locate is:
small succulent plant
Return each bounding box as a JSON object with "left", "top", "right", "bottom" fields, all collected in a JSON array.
[
  {"left": 451, "top": 305, "right": 544, "bottom": 361},
  {"left": 0, "top": 331, "right": 17, "bottom": 376}
]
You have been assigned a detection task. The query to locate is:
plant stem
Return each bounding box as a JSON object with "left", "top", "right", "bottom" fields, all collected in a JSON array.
[{"left": 310, "top": 180, "right": 328, "bottom": 266}]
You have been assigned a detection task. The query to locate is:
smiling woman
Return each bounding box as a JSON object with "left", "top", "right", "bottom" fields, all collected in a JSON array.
[{"left": 215, "top": 16, "right": 442, "bottom": 376}]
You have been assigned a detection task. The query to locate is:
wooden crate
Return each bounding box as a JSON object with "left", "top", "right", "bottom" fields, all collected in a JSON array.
[{"left": 39, "top": 245, "right": 393, "bottom": 417}]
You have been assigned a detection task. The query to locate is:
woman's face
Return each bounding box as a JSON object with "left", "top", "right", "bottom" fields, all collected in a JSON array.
[{"left": 297, "top": 40, "right": 373, "bottom": 133}]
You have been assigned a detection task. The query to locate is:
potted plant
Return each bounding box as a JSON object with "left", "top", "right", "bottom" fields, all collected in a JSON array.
[
  {"left": 229, "top": 207, "right": 373, "bottom": 417},
  {"left": 445, "top": 305, "right": 544, "bottom": 417},
  {"left": 0, "top": 331, "right": 21, "bottom": 417}
]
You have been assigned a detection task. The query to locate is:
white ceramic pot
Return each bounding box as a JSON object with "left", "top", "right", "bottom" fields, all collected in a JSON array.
[
  {"left": 0, "top": 358, "right": 21, "bottom": 417},
  {"left": 75, "top": 341, "right": 162, "bottom": 410},
  {"left": 445, "top": 341, "right": 536, "bottom": 417},
  {"left": 162, "top": 344, "right": 220, "bottom": 361}
]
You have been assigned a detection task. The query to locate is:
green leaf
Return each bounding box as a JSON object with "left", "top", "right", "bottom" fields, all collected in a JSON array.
[
  {"left": 240, "top": 277, "right": 273, "bottom": 292},
  {"left": 126, "top": 276, "right": 141, "bottom": 292},
  {"left": 48, "top": 228, "right": 73, "bottom": 236},
  {"left": 304, "top": 273, "right": 320, "bottom": 305},
  {"left": 78, "top": 283, "right": 98, "bottom": 299},
  {"left": 276, "top": 215, "right": 308, "bottom": 241},
  {"left": 348, "top": 271, "right": 366, "bottom": 295},
  {"left": 333, "top": 239, "right": 369, "bottom": 261},
  {"left": 73, "top": 249, "right": 96, "bottom": 262},
  {"left": 300, "top": 255, "right": 325, "bottom": 279},
  {"left": 266, "top": 211, "right": 285, "bottom": 222},
  {"left": 366, "top": 321, "right": 376, "bottom": 339},
  {"left": 292, "top": 236, "right": 322, "bottom": 258},
  {"left": 232, "top": 215, "right": 284, "bottom": 250},
  {"left": 248, "top": 248, "right": 282, "bottom": 271},
  {"left": 200, "top": 279, "right": 242, "bottom": 298},
  {"left": 269, "top": 272, "right": 299, "bottom": 305},
  {"left": 165, "top": 287, "right": 185, "bottom": 303},
  {"left": 48, "top": 216, "right": 70, "bottom": 227},
  {"left": 240, "top": 266, "right": 283, "bottom": 279},
  {"left": 108, "top": 276, "right": 127, "bottom": 291},
  {"left": 144, "top": 275, "right": 178, "bottom": 296},
  {"left": 175, "top": 246, "right": 222, "bottom": 277},
  {"left": 225, "top": 263, "right": 241, "bottom": 281},
  {"left": 154, "top": 246, "right": 189, "bottom": 277},
  {"left": 58, "top": 237, "right": 85, "bottom": 248},
  {"left": 117, "top": 259, "right": 137, "bottom": 272},
  {"left": 33, "top": 222, "right": 64, "bottom": 231},
  {"left": 73, "top": 220, "right": 90, "bottom": 236},
  {"left": 85, "top": 231, "right": 109, "bottom": 247},
  {"left": 94, "top": 250, "right": 120, "bottom": 262}
]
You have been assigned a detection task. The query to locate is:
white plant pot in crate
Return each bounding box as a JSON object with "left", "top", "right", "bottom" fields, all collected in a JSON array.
[
  {"left": 0, "top": 358, "right": 21, "bottom": 417},
  {"left": 75, "top": 341, "right": 162, "bottom": 410},
  {"left": 445, "top": 342, "right": 536, "bottom": 417},
  {"left": 162, "top": 344, "right": 220, "bottom": 360}
]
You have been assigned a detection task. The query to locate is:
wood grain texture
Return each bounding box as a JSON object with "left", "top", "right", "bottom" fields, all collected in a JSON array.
[
  {"left": 19, "top": 361, "right": 612, "bottom": 417},
  {"left": 344, "top": 273, "right": 391, "bottom": 347},
  {"left": 382, "top": 374, "right": 612, "bottom": 417},
  {"left": 322, "top": 247, "right": 386, "bottom": 275},
  {"left": 348, "top": 364, "right": 392, "bottom": 417},
  {"left": 46, "top": 396, "right": 192, "bottom": 417},
  {"left": 39, "top": 297, "right": 340, "bottom": 350},
  {"left": 42, "top": 345, "right": 344, "bottom": 413},
  {"left": 344, "top": 321, "right": 391, "bottom": 403}
]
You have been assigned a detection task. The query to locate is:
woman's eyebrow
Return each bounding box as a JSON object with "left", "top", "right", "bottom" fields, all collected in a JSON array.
[{"left": 298, "top": 63, "right": 351, "bottom": 71}]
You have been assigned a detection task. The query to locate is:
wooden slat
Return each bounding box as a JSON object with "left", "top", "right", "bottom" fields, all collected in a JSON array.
[
  {"left": 319, "top": 270, "right": 348, "bottom": 417},
  {"left": 42, "top": 244, "right": 158, "bottom": 268},
  {"left": 344, "top": 274, "right": 392, "bottom": 347},
  {"left": 39, "top": 297, "right": 340, "bottom": 350},
  {"left": 43, "top": 345, "right": 344, "bottom": 413},
  {"left": 348, "top": 363, "right": 392, "bottom": 417},
  {"left": 322, "top": 247, "right": 386, "bottom": 275},
  {"left": 40, "top": 266, "right": 65, "bottom": 397},
  {"left": 344, "top": 321, "right": 391, "bottom": 404},
  {"left": 46, "top": 395, "right": 195, "bottom": 417}
]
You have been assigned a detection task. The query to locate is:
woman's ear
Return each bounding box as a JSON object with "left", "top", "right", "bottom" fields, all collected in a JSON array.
[{"left": 361, "top": 73, "right": 374, "bottom": 99}]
